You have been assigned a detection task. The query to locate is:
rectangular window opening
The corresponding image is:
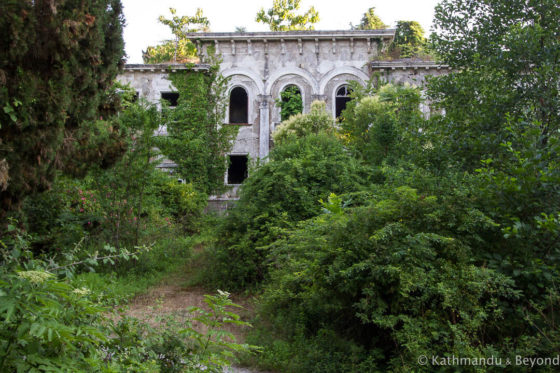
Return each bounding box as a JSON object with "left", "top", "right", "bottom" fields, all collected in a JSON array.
[
  {"left": 161, "top": 92, "right": 179, "bottom": 107},
  {"left": 227, "top": 155, "right": 248, "bottom": 184}
]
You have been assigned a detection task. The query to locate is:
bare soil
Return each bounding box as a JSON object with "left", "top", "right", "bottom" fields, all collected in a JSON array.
[
  {"left": 115, "top": 246, "right": 266, "bottom": 372},
  {"left": 124, "top": 280, "right": 254, "bottom": 342}
]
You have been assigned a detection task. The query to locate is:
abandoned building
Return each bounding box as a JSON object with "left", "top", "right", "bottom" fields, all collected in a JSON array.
[{"left": 117, "top": 29, "right": 451, "bottom": 208}]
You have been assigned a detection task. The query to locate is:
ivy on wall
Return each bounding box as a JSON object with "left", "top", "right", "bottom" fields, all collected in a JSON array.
[{"left": 157, "top": 63, "right": 238, "bottom": 196}]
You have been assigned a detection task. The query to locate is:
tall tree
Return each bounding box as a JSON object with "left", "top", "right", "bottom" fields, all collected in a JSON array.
[
  {"left": 256, "top": 0, "right": 319, "bottom": 31},
  {"left": 351, "top": 7, "right": 387, "bottom": 30},
  {"left": 428, "top": 0, "right": 560, "bottom": 167},
  {"left": 391, "top": 20, "right": 426, "bottom": 57},
  {"left": 143, "top": 8, "right": 209, "bottom": 64},
  {"left": 0, "top": 0, "right": 125, "bottom": 216},
  {"left": 157, "top": 65, "right": 237, "bottom": 196},
  {"left": 427, "top": 0, "right": 560, "bottom": 312}
]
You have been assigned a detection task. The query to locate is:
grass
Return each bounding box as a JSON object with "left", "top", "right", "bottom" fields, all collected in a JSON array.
[{"left": 71, "top": 233, "right": 204, "bottom": 305}]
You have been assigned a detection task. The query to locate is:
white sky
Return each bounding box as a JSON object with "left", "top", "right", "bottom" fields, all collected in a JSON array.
[{"left": 122, "top": 0, "right": 441, "bottom": 63}]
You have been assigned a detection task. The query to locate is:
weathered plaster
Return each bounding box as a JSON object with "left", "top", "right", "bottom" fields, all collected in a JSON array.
[{"left": 117, "top": 32, "right": 451, "bottom": 205}]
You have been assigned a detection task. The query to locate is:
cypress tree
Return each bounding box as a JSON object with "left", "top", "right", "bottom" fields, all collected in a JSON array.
[{"left": 0, "top": 0, "right": 125, "bottom": 215}]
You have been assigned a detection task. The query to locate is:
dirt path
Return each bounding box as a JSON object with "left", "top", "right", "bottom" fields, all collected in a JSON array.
[
  {"left": 125, "top": 280, "right": 254, "bottom": 343},
  {"left": 120, "top": 247, "right": 265, "bottom": 372}
]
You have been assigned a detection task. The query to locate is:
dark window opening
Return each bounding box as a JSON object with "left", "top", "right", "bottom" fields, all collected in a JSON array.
[
  {"left": 280, "top": 85, "right": 303, "bottom": 121},
  {"left": 335, "top": 85, "right": 352, "bottom": 119},
  {"left": 161, "top": 92, "right": 179, "bottom": 107},
  {"left": 133, "top": 91, "right": 139, "bottom": 102},
  {"left": 229, "top": 87, "right": 249, "bottom": 124},
  {"left": 227, "top": 155, "right": 248, "bottom": 184}
]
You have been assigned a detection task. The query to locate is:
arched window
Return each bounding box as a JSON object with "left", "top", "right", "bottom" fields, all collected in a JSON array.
[
  {"left": 335, "top": 85, "right": 352, "bottom": 119},
  {"left": 279, "top": 85, "right": 303, "bottom": 122},
  {"left": 229, "top": 87, "right": 248, "bottom": 124}
]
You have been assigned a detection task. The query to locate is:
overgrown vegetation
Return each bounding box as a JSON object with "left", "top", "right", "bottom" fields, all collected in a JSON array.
[
  {"left": 2, "top": 0, "right": 559, "bottom": 371},
  {"left": 0, "top": 75, "right": 248, "bottom": 370},
  {"left": 204, "top": 130, "right": 369, "bottom": 290},
  {"left": 157, "top": 64, "right": 238, "bottom": 196},
  {"left": 1, "top": 3, "right": 248, "bottom": 369},
  {"left": 273, "top": 100, "right": 333, "bottom": 144},
  {"left": 204, "top": 0, "right": 560, "bottom": 371},
  {"left": 276, "top": 85, "right": 304, "bottom": 122},
  {"left": 0, "top": 227, "right": 252, "bottom": 372},
  {"left": 0, "top": 0, "right": 125, "bottom": 215}
]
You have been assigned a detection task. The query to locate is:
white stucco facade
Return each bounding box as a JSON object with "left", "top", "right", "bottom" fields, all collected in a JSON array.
[
  {"left": 189, "top": 30, "right": 395, "bottom": 160},
  {"left": 117, "top": 30, "right": 451, "bottom": 206}
]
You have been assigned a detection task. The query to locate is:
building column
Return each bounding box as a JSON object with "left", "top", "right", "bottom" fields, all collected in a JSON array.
[{"left": 258, "top": 95, "right": 271, "bottom": 159}]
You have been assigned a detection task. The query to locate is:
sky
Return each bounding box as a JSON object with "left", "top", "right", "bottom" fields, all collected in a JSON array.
[{"left": 122, "top": 0, "right": 441, "bottom": 64}]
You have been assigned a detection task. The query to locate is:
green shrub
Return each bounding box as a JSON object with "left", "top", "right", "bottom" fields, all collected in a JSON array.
[
  {"left": 0, "top": 225, "right": 253, "bottom": 372},
  {"left": 0, "top": 268, "right": 108, "bottom": 372},
  {"left": 339, "top": 83, "right": 424, "bottom": 165},
  {"left": 22, "top": 176, "right": 94, "bottom": 254},
  {"left": 206, "top": 133, "right": 369, "bottom": 290},
  {"left": 276, "top": 85, "right": 304, "bottom": 122},
  {"left": 155, "top": 178, "right": 208, "bottom": 233},
  {"left": 256, "top": 170, "right": 523, "bottom": 371},
  {"left": 272, "top": 100, "right": 334, "bottom": 144},
  {"left": 245, "top": 326, "right": 379, "bottom": 373}
]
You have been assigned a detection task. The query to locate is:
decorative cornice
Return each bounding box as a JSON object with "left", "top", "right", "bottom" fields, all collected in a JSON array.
[
  {"left": 370, "top": 60, "right": 451, "bottom": 70},
  {"left": 123, "top": 63, "right": 210, "bottom": 72},
  {"left": 185, "top": 29, "right": 395, "bottom": 42}
]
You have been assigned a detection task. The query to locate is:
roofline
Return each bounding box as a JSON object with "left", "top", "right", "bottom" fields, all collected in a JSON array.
[
  {"left": 123, "top": 63, "right": 210, "bottom": 72},
  {"left": 185, "top": 29, "right": 395, "bottom": 41},
  {"left": 370, "top": 60, "right": 451, "bottom": 70}
]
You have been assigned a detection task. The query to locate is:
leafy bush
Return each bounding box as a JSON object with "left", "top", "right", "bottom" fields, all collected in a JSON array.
[
  {"left": 272, "top": 100, "right": 334, "bottom": 144},
  {"left": 246, "top": 326, "right": 378, "bottom": 373},
  {"left": 0, "top": 225, "right": 253, "bottom": 372},
  {"left": 155, "top": 178, "right": 208, "bottom": 233},
  {"left": 276, "top": 85, "right": 304, "bottom": 122},
  {"left": 257, "top": 171, "right": 521, "bottom": 371},
  {"left": 0, "top": 268, "right": 107, "bottom": 372},
  {"left": 339, "top": 83, "right": 424, "bottom": 165},
  {"left": 206, "top": 133, "right": 369, "bottom": 290}
]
